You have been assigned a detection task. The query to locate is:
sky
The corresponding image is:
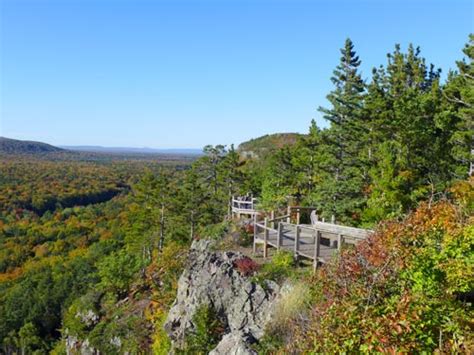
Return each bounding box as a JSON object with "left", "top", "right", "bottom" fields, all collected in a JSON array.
[{"left": 1, "top": 0, "right": 473, "bottom": 149}]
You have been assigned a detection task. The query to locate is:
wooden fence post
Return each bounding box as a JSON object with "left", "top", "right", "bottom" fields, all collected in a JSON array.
[
  {"left": 296, "top": 209, "right": 301, "bottom": 225},
  {"left": 331, "top": 215, "right": 336, "bottom": 224},
  {"left": 313, "top": 230, "right": 321, "bottom": 272},
  {"left": 277, "top": 222, "right": 283, "bottom": 250},
  {"left": 270, "top": 210, "right": 275, "bottom": 228},
  {"left": 287, "top": 206, "right": 291, "bottom": 223},
  {"left": 263, "top": 218, "right": 269, "bottom": 258},
  {"left": 337, "top": 234, "right": 344, "bottom": 251},
  {"left": 253, "top": 214, "right": 257, "bottom": 254},
  {"left": 294, "top": 225, "right": 300, "bottom": 256}
]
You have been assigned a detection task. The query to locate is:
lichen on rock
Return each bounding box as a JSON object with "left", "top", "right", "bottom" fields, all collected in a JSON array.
[{"left": 164, "top": 239, "right": 280, "bottom": 354}]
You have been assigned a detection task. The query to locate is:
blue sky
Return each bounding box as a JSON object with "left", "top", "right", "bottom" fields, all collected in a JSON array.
[{"left": 1, "top": 0, "right": 472, "bottom": 148}]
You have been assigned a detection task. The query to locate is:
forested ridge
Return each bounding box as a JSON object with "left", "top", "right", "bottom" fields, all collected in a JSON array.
[
  {"left": 0, "top": 137, "right": 64, "bottom": 155},
  {"left": 0, "top": 36, "right": 472, "bottom": 354}
]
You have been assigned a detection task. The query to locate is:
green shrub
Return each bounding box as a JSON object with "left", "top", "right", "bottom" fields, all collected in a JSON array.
[
  {"left": 97, "top": 249, "right": 143, "bottom": 295},
  {"left": 198, "top": 222, "right": 229, "bottom": 240},
  {"left": 179, "top": 304, "right": 226, "bottom": 354},
  {"left": 254, "top": 281, "right": 311, "bottom": 353},
  {"left": 152, "top": 311, "right": 171, "bottom": 355},
  {"left": 237, "top": 224, "right": 254, "bottom": 247},
  {"left": 252, "top": 332, "right": 284, "bottom": 354},
  {"left": 257, "top": 250, "right": 295, "bottom": 282},
  {"left": 287, "top": 197, "right": 474, "bottom": 353}
]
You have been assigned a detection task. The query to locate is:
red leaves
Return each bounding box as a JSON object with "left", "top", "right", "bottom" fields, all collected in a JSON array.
[
  {"left": 287, "top": 197, "right": 471, "bottom": 353},
  {"left": 233, "top": 256, "right": 260, "bottom": 276},
  {"left": 243, "top": 223, "right": 254, "bottom": 234}
]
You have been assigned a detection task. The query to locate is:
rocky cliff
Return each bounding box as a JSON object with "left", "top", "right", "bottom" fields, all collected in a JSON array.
[{"left": 164, "top": 240, "right": 280, "bottom": 354}]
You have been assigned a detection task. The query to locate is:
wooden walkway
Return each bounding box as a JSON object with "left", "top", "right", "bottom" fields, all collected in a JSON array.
[
  {"left": 251, "top": 207, "right": 372, "bottom": 270},
  {"left": 231, "top": 196, "right": 373, "bottom": 269}
]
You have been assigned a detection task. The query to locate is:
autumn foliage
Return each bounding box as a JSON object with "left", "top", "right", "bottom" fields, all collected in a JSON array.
[
  {"left": 234, "top": 256, "right": 260, "bottom": 276},
  {"left": 285, "top": 179, "right": 474, "bottom": 353}
]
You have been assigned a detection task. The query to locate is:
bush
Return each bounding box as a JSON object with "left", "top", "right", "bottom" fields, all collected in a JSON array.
[
  {"left": 271, "top": 281, "right": 311, "bottom": 333},
  {"left": 179, "top": 304, "right": 226, "bottom": 354},
  {"left": 258, "top": 250, "right": 295, "bottom": 282},
  {"left": 287, "top": 191, "right": 474, "bottom": 353},
  {"left": 198, "top": 222, "right": 229, "bottom": 240},
  {"left": 252, "top": 332, "right": 284, "bottom": 354},
  {"left": 254, "top": 281, "right": 311, "bottom": 353},
  {"left": 234, "top": 256, "right": 260, "bottom": 276},
  {"left": 97, "top": 249, "right": 143, "bottom": 295},
  {"left": 151, "top": 311, "right": 171, "bottom": 355},
  {"left": 238, "top": 224, "right": 254, "bottom": 247}
]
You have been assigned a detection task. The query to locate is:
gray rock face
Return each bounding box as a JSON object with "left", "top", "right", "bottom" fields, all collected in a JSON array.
[{"left": 164, "top": 240, "right": 279, "bottom": 354}]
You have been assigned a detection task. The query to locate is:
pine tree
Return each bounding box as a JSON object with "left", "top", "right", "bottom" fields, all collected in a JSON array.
[
  {"left": 362, "top": 43, "right": 461, "bottom": 222},
  {"left": 292, "top": 120, "right": 323, "bottom": 200},
  {"left": 193, "top": 145, "right": 227, "bottom": 223},
  {"left": 260, "top": 146, "right": 297, "bottom": 210},
  {"left": 443, "top": 34, "right": 474, "bottom": 178},
  {"left": 317, "top": 38, "right": 367, "bottom": 223},
  {"left": 388, "top": 44, "right": 449, "bottom": 201},
  {"left": 133, "top": 170, "right": 172, "bottom": 253},
  {"left": 177, "top": 167, "right": 209, "bottom": 240},
  {"left": 219, "top": 144, "right": 246, "bottom": 217}
]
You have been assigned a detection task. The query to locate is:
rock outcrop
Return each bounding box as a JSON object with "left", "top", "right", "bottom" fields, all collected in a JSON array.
[{"left": 164, "top": 240, "right": 280, "bottom": 354}]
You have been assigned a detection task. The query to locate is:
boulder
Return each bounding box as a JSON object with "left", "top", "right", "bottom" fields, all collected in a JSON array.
[{"left": 164, "top": 239, "right": 279, "bottom": 353}]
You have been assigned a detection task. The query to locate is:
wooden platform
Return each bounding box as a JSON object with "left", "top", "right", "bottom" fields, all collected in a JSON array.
[
  {"left": 254, "top": 219, "right": 372, "bottom": 270},
  {"left": 231, "top": 197, "right": 260, "bottom": 217},
  {"left": 255, "top": 226, "right": 336, "bottom": 261},
  {"left": 231, "top": 196, "right": 373, "bottom": 269}
]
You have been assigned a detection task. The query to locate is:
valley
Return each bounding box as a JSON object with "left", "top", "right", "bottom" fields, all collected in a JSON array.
[{"left": 0, "top": 33, "right": 472, "bottom": 354}]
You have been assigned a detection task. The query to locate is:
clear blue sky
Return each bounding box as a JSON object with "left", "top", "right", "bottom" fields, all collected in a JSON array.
[{"left": 1, "top": 0, "right": 472, "bottom": 148}]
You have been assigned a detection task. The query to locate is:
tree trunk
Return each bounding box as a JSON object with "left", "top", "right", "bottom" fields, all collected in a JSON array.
[
  {"left": 190, "top": 211, "right": 195, "bottom": 240},
  {"left": 159, "top": 204, "right": 165, "bottom": 251}
]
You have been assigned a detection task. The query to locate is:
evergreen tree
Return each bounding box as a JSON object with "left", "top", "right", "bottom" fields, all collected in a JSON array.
[
  {"left": 443, "top": 34, "right": 474, "bottom": 178},
  {"left": 133, "top": 170, "right": 171, "bottom": 253},
  {"left": 317, "top": 38, "right": 367, "bottom": 223},
  {"left": 177, "top": 167, "right": 209, "bottom": 240},
  {"left": 193, "top": 145, "right": 228, "bottom": 223},
  {"left": 260, "top": 146, "right": 297, "bottom": 209},
  {"left": 219, "top": 144, "right": 246, "bottom": 217},
  {"left": 292, "top": 120, "right": 323, "bottom": 200}
]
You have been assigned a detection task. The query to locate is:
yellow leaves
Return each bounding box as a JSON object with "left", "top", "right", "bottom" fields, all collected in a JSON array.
[
  {"left": 0, "top": 267, "right": 24, "bottom": 282},
  {"left": 450, "top": 177, "right": 474, "bottom": 212},
  {"left": 398, "top": 169, "right": 414, "bottom": 181},
  {"left": 0, "top": 254, "right": 66, "bottom": 282},
  {"left": 33, "top": 243, "right": 49, "bottom": 258},
  {"left": 51, "top": 239, "right": 66, "bottom": 254},
  {"left": 287, "top": 193, "right": 473, "bottom": 353},
  {"left": 437, "top": 224, "right": 474, "bottom": 294},
  {"left": 99, "top": 229, "right": 113, "bottom": 241},
  {"left": 23, "top": 255, "right": 62, "bottom": 274},
  {"left": 68, "top": 247, "right": 88, "bottom": 258}
]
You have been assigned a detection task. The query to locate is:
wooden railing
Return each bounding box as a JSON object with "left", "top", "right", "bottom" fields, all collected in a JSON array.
[
  {"left": 231, "top": 196, "right": 260, "bottom": 217},
  {"left": 253, "top": 212, "right": 373, "bottom": 271}
]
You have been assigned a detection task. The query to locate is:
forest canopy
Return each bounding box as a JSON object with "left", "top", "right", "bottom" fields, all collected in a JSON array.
[{"left": 0, "top": 35, "right": 472, "bottom": 354}]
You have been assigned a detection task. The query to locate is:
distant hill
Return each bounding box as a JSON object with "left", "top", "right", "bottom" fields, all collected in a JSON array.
[
  {"left": 61, "top": 145, "right": 203, "bottom": 155},
  {"left": 0, "top": 137, "right": 64, "bottom": 154},
  {"left": 238, "top": 133, "right": 303, "bottom": 159}
]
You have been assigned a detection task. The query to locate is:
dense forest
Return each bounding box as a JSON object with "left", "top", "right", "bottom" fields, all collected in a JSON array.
[{"left": 0, "top": 35, "right": 472, "bottom": 354}]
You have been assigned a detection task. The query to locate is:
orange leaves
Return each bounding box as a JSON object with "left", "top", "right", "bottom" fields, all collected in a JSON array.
[
  {"left": 449, "top": 177, "right": 474, "bottom": 212},
  {"left": 99, "top": 230, "right": 113, "bottom": 241},
  {"left": 287, "top": 194, "right": 472, "bottom": 353},
  {"left": 0, "top": 266, "right": 24, "bottom": 282},
  {"left": 234, "top": 256, "right": 260, "bottom": 276}
]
